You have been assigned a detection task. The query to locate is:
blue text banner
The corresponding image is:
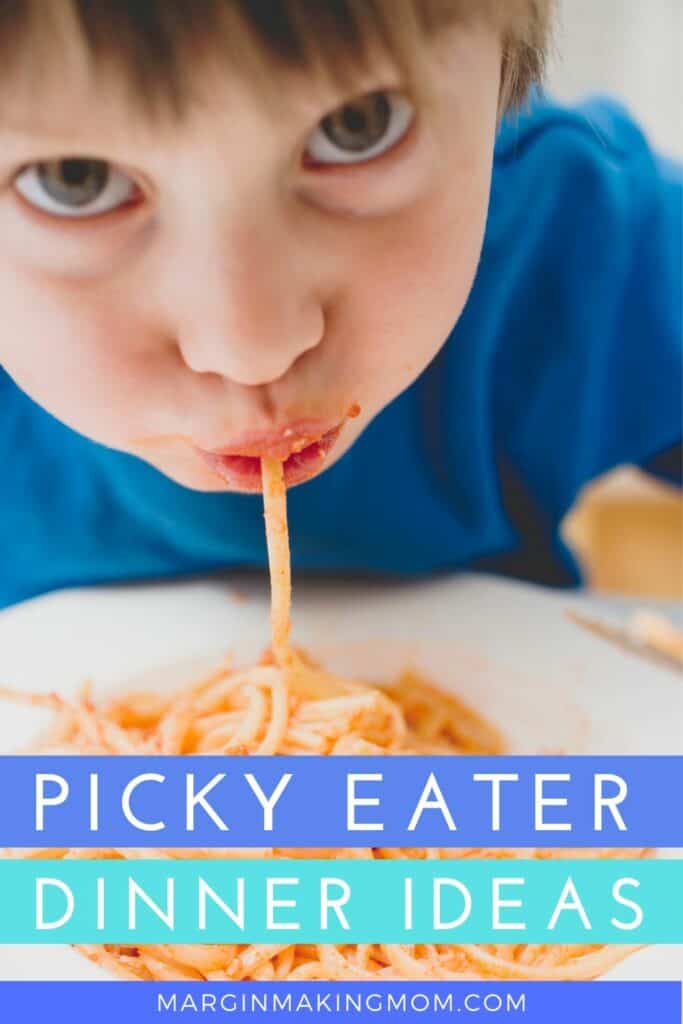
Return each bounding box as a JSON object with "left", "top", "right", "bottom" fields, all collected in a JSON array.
[
  {"left": 1, "top": 755, "right": 681, "bottom": 848},
  {"left": 0, "top": 981, "right": 679, "bottom": 1023}
]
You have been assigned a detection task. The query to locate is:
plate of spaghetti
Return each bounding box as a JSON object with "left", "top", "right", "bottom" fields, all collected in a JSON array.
[{"left": 0, "top": 458, "right": 681, "bottom": 983}]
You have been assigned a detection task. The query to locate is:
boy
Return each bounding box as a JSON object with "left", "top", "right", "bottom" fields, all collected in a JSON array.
[{"left": 0, "top": 0, "right": 680, "bottom": 608}]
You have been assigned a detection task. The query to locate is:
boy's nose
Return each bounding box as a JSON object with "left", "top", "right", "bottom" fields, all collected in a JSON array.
[{"left": 174, "top": 221, "right": 325, "bottom": 387}]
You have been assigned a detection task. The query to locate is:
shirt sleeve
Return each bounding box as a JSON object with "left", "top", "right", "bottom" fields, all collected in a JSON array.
[{"left": 493, "top": 98, "right": 682, "bottom": 529}]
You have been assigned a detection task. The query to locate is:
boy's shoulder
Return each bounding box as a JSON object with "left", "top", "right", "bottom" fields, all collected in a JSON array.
[
  {"left": 495, "top": 91, "right": 659, "bottom": 172},
  {"left": 487, "top": 91, "right": 676, "bottom": 250}
]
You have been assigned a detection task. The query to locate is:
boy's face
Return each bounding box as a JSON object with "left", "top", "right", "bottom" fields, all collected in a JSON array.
[{"left": 0, "top": 21, "right": 501, "bottom": 492}]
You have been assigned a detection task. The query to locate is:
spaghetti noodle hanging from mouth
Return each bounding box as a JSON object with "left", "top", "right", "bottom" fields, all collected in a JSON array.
[{"left": 1, "top": 457, "right": 646, "bottom": 981}]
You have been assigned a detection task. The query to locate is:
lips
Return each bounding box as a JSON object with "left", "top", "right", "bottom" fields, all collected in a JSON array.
[{"left": 198, "top": 421, "right": 345, "bottom": 492}]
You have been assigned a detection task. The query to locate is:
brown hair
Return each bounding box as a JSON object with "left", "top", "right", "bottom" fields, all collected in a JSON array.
[{"left": 1, "top": 0, "right": 553, "bottom": 116}]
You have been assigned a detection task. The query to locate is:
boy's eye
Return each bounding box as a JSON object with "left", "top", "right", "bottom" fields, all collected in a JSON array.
[
  {"left": 305, "top": 91, "right": 414, "bottom": 166},
  {"left": 13, "top": 158, "right": 139, "bottom": 218}
]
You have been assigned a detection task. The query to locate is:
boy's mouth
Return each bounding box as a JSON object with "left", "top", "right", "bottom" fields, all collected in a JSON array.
[{"left": 196, "top": 417, "right": 352, "bottom": 492}]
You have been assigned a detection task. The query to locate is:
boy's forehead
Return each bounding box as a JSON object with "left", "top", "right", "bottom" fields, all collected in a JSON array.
[
  {"left": 0, "top": 3, "right": 410, "bottom": 157},
  {"left": 0, "top": 1, "right": 464, "bottom": 158},
  {"left": 0, "top": 45, "right": 396, "bottom": 156}
]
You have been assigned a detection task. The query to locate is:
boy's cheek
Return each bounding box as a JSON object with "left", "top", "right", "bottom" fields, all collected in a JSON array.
[
  {"left": 335, "top": 162, "right": 492, "bottom": 411},
  {"left": 0, "top": 268, "right": 147, "bottom": 446}
]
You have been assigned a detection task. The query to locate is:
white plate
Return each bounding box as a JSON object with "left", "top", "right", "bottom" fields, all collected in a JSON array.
[{"left": 0, "top": 573, "right": 681, "bottom": 981}]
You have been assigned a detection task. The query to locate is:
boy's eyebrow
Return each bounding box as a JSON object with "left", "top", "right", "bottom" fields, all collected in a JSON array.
[
  {"left": 0, "top": 115, "right": 131, "bottom": 156},
  {"left": 0, "top": 102, "right": 178, "bottom": 167},
  {"left": 0, "top": 59, "right": 404, "bottom": 161},
  {"left": 0, "top": 76, "right": 141, "bottom": 153}
]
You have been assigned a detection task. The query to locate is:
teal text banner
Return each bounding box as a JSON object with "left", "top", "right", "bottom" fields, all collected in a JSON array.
[{"left": 0, "top": 858, "right": 681, "bottom": 945}]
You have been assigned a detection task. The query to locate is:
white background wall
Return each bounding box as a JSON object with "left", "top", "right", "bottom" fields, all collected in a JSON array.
[{"left": 546, "top": 0, "right": 682, "bottom": 157}]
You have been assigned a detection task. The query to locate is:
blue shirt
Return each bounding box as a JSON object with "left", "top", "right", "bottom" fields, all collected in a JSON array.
[{"left": 2, "top": 95, "right": 681, "bottom": 608}]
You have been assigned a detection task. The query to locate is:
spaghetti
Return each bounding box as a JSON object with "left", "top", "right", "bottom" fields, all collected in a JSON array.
[
  {"left": 1, "top": 457, "right": 646, "bottom": 981},
  {"left": 261, "top": 458, "right": 292, "bottom": 668}
]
